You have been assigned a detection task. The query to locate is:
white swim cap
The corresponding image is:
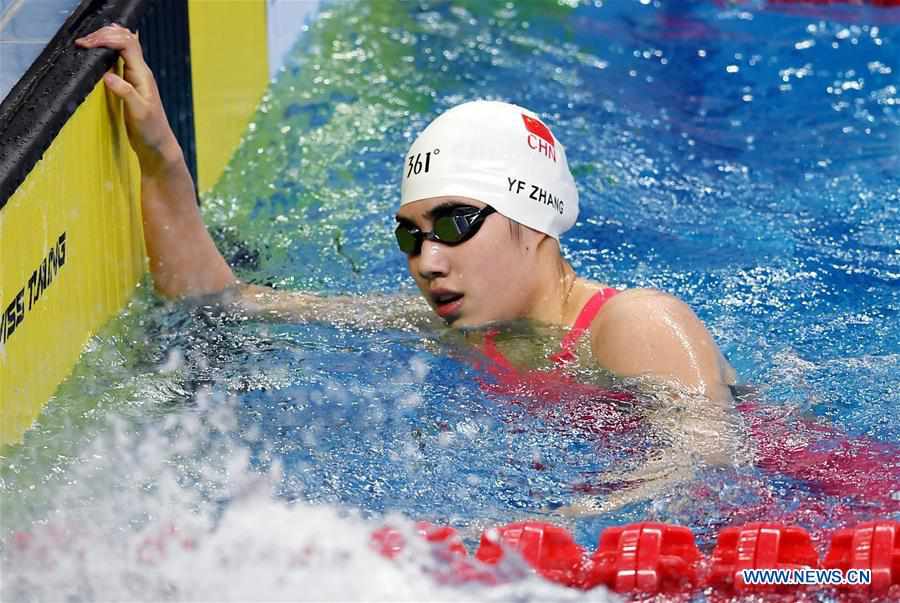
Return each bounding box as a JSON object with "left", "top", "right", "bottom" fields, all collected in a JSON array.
[{"left": 399, "top": 101, "right": 578, "bottom": 240}]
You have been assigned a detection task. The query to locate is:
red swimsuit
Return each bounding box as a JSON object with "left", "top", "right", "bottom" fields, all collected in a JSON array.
[
  {"left": 473, "top": 288, "right": 900, "bottom": 529},
  {"left": 477, "top": 288, "right": 639, "bottom": 436}
]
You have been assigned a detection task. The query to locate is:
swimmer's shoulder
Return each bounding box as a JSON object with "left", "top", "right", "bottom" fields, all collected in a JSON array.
[
  {"left": 586, "top": 286, "right": 678, "bottom": 343},
  {"left": 586, "top": 286, "right": 737, "bottom": 396},
  {"left": 592, "top": 286, "right": 669, "bottom": 318}
]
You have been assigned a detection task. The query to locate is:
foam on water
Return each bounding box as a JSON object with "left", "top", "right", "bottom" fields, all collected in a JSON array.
[{"left": 1, "top": 387, "right": 616, "bottom": 602}]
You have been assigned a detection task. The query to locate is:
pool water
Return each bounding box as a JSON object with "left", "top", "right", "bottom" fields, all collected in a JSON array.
[{"left": 2, "top": 0, "right": 899, "bottom": 600}]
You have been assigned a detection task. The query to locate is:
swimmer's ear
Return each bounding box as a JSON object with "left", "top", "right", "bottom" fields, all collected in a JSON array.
[
  {"left": 529, "top": 229, "right": 556, "bottom": 252},
  {"left": 516, "top": 222, "right": 542, "bottom": 242}
]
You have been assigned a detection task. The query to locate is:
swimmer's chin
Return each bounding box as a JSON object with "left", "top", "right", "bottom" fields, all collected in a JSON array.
[
  {"left": 439, "top": 310, "right": 506, "bottom": 330},
  {"left": 442, "top": 314, "right": 469, "bottom": 328},
  {"left": 431, "top": 303, "right": 533, "bottom": 331},
  {"left": 438, "top": 312, "right": 484, "bottom": 330},
  {"left": 446, "top": 316, "right": 534, "bottom": 333}
]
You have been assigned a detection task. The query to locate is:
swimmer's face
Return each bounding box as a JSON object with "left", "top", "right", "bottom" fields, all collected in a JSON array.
[{"left": 396, "top": 196, "right": 543, "bottom": 327}]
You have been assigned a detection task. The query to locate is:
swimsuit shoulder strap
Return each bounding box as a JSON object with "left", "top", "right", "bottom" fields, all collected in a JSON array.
[
  {"left": 481, "top": 328, "right": 514, "bottom": 370},
  {"left": 549, "top": 287, "right": 619, "bottom": 365}
]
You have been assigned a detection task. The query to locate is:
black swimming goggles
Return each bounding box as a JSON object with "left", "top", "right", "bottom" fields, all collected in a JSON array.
[{"left": 395, "top": 205, "right": 497, "bottom": 255}]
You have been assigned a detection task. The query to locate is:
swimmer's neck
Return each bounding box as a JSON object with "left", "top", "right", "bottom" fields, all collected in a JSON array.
[
  {"left": 521, "top": 257, "right": 604, "bottom": 328},
  {"left": 454, "top": 261, "right": 606, "bottom": 340}
]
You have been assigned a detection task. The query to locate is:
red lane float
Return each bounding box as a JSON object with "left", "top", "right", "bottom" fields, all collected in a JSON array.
[
  {"left": 371, "top": 519, "right": 900, "bottom": 598},
  {"left": 475, "top": 521, "right": 586, "bottom": 587},
  {"left": 708, "top": 522, "right": 819, "bottom": 593},
  {"left": 371, "top": 521, "right": 495, "bottom": 585},
  {"left": 588, "top": 522, "right": 701, "bottom": 594},
  {"left": 371, "top": 521, "right": 468, "bottom": 560},
  {"left": 824, "top": 521, "right": 900, "bottom": 597}
]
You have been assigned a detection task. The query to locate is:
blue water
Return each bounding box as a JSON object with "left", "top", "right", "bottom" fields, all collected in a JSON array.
[
  {"left": 202, "top": 0, "right": 900, "bottom": 530},
  {"left": 2, "top": 0, "right": 899, "bottom": 600}
]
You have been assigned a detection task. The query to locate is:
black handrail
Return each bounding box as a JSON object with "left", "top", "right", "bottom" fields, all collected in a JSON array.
[{"left": 0, "top": 0, "right": 146, "bottom": 208}]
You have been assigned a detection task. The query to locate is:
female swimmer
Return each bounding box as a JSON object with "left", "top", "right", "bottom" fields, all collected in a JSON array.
[
  {"left": 75, "top": 25, "right": 736, "bottom": 405},
  {"left": 74, "top": 25, "right": 745, "bottom": 512}
]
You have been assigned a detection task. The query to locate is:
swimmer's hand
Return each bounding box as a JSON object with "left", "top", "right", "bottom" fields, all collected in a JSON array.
[
  {"left": 555, "top": 462, "right": 694, "bottom": 518},
  {"left": 554, "top": 395, "right": 745, "bottom": 518},
  {"left": 75, "top": 24, "right": 180, "bottom": 176},
  {"left": 76, "top": 24, "right": 236, "bottom": 297}
]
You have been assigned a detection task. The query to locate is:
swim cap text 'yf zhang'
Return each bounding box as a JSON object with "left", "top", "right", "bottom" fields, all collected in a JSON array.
[{"left": 400, "top": 101, "right": 579, "bottom": 240}]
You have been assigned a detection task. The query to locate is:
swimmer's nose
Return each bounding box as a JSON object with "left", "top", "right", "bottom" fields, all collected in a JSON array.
[{"left": 415, "top": 239, "right": 450, "bottom": 280}]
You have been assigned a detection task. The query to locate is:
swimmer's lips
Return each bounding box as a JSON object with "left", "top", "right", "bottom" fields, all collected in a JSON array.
[{"left": 430, "top": 289, "right": 464, "bottom": 319}]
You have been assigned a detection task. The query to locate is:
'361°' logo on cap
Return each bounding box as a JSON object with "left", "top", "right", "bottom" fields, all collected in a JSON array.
[{"left": 521, "top": 114, "right": 557, "bottom": 163}]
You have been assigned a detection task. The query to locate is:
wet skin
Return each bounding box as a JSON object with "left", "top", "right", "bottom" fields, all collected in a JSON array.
[
  {"left": 396, "top": 196, "right": 586, "bottom": 329},
  {"left": 78, "top": 24, "right": 736, "bottom": 404}
]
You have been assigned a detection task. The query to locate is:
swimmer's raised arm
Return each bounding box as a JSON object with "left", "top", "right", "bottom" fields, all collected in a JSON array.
[
  {"left": 77, "top": 26, "right": 438, "bottom": 331},
  {"left": 76, "top": 25, "right": 237, "bottom": 298}
]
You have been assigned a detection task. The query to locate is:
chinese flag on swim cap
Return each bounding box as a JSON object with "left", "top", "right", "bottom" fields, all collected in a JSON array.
[{"left": 522, "top": 114, "right": 555, "bottom": 146}]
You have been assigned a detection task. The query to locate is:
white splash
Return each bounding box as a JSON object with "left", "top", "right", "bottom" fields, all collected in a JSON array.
[{"left": 1, "top": 392, "right": 618, "bottom": 603}]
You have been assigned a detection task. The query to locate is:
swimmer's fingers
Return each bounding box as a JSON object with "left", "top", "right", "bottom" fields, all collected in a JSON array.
[
  {"left": 100, "top": 71, "right": 143, "bottom": 109},
  {"left": 552, "top": 463, "right": 697, "bottom": 519},
  {"left": 553, "top": 490, "right": 648, "bottom": 518},
  {"left": 76, "top": 24, "right": 178, "bottom": 170},
  {"left": 553, "top": 496, "right": 607, "bottom": 518},
  {"left": 75, "top": 24, "right": 155, "bottom": 98}
]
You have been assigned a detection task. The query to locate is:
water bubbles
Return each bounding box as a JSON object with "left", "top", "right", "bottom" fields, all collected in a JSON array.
[
  {"left": 409, "top": 356, "right": 430, "bottom": 382},
  {"left": 455, "top": 418, "right": 481, "bottom": 441},
  {"left": 399, "top": 393, "right": 422, "bottom": 409},
  {"left": 437, "top": 431, "right": 455, "bottom": 448},
  {"left": 158, "top": 347, "right": 184, "bottom": 373},
  {"left": 867, "top": 62, "right": 892, "bottom": 76}
]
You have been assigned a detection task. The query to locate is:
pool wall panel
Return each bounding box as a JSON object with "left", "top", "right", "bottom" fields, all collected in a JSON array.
[
  {"left": 0, "top": 0, "right": 319, "bottom": 448},
  {"left": 188, "top": 0, "right": 270, "bottom": 193},
  {"left": 0, "top": 73, "right": 144, "bottom": 447}
]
